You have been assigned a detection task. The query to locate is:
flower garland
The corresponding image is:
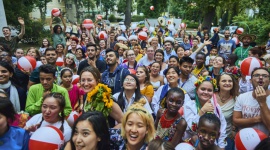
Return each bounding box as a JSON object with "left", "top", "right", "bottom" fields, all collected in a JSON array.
[
  {"left": 84, "top": 83, "right": 113, "bottom": 117},
  {"left": 194, "top": 76, "right": 218, "bottom": 91}
]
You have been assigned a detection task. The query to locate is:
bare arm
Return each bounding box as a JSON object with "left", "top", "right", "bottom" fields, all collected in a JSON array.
[
  {"left": 60, "top": 14, "right": 66, "bottom": 33},
  {"left": 170, "top": 119, "right": 187, "bottom": 147},
  {"left": 110, "top": 102, "right": 124, "bottom": 129},
  {"left": 88, "top": 29, "right": 95, "bottom": 44},
  {"left": 18, "top": 17, "right": 25, "bottom": 39},
  {"left": 50, "top": 15, "right": 54, "bottom": 34},
  {"left": 233, "top": 111, "right": 261, "bottom": 128},
  {"left": 154, "top": 109, "right": 162, "bottom": 129},
  {"left": 255, "top": 87, "right": 270, "bottom": 131}
]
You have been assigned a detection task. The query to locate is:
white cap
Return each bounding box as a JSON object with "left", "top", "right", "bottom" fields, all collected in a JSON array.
[
  {"left": 117, "top": 36, "right": 127, "bottom": 41},
  {"left": 164, "top": 36, "right": 175, "bottom": 43},
  {"left": 128, "top": 35, "right": 138, "bottom": 41}
]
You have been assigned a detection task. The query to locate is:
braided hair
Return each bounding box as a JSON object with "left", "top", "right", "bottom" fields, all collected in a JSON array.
[{"left": 37, "top": 92, "right": 66, "bottom": 133}]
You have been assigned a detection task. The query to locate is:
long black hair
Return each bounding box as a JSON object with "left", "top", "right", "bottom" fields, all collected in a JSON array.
[
  {"left": 70, "top": 111, "right": 110, "bottom": 150},
  {"left": 0, "top": 97, "right": 16, "bottom": 123},
  {"left": 117, "top": 74, "right": 143, "bottom": 111}
]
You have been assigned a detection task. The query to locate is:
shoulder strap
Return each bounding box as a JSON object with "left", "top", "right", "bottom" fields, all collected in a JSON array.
[{"left": 120, "top": 68, "right": 124, "bottom": 83}]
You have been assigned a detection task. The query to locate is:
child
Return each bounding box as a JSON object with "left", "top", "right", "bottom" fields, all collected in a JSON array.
[
  {"left": 191, "top": 113, "right": 221, "bottom": 150},
  {"left": 205, "top": 47, "right": 218, "bottom": 66},
  {"left": 155, "top": 87, "right": 187, "bottom": 147}
]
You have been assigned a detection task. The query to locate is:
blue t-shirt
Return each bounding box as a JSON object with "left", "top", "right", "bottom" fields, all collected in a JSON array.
[
  {"left": 180, "top": 42, "right": 192, "bottom": 51},
  {"left": 217, "top": 39, "right": 236, "bottom": 58},
  {"left": 0, "top": 126, "right": 30, "bottom": 150}
]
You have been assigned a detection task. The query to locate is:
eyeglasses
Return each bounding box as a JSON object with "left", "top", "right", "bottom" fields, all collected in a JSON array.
[
  {"left": 124, "top": 78, "right": 136, "bottom": 83},
  {"left": 252, "top": 74, "right": 270, "bottom": 79},
  {"left": 127, "top": 54, "right": 135, "bottom": 57}
]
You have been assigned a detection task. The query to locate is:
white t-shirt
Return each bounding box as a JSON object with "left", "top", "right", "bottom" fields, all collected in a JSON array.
[
  {"left": 138, "top": 55, "right": 155, "bottom": 66},
  {"left": 234, "top": 91, "right": 270, "bottom": 135},
  {"left": 26, "top": 113, "right": 72, "bottom": 142}
]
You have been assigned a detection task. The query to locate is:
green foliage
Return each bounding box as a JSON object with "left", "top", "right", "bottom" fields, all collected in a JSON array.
[
  {"left": 182, "top": 20, "right": 199, "bottom": 29},
  {"left": 233, "top": 14, "right": 270, "bottom": 44},
  {"left": 137, "top": 0, "right": 167, "bottom": 18},
  {"left": 53, "top": 17, "right": 61, "bottom": 24},
  {"left": 131, "top": 15, "right": 145, "bottom": 22},
  {"left": 108, "top": 14, "right": 116, "bottom": 22}
]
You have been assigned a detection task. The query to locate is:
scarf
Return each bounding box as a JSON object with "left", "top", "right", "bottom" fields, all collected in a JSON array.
[{"left": 0, "top": 81, "right": 20, "bottom": 112}]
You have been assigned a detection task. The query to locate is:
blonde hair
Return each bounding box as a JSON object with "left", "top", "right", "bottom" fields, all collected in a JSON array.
[{"left": 121, "top": 101, "right": 155, "bottom": 143}]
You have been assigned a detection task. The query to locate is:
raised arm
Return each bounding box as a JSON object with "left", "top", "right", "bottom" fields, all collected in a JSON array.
[
  {"left": 60, "top": 14, "right": 66, "bottom": 33},
  {"left": 50, "top": 15, "right": 54, "bottom": 34},
  {"left": 18, "top": 17, "right": 25, "bottom": 39}
]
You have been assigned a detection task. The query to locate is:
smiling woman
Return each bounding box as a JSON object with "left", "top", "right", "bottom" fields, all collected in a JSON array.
[
  {"left": 25, "top": 93, "right": 72, "bottom": 142},
  {"left": 183, "top": 76, "right": 227, "bottom": 149}
]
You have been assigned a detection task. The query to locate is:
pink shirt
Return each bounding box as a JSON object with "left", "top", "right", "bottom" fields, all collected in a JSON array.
[{"left": 68, "top": 85, "right": 84, "bottom": 109}]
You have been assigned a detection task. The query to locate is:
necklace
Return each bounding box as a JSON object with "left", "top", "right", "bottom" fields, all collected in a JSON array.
[{"left": 218, "top": 92, "right": 231, "bottom": 103}]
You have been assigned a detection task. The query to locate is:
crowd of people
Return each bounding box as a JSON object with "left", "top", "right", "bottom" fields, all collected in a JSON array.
[{"left": 0, "top": 15, "right": 270, "bottom": 150}]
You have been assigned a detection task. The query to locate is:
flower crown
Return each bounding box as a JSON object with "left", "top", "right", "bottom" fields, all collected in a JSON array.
[
  {"left": 194, "top": 76, "right": 218, "bottom": 91},
  {"left": 84, "top": 83, "right": 113, "bottom": 117}
]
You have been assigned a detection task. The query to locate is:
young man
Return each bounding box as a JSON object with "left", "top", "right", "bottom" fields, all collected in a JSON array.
[
  {"left": 163, "top": 37, "right": 177, "bottom": 62},
  {"left": 77, "top": 43, "right": 106, "bottom": 75},
  {"left": 138, "top": 46, "right": 155, "bottom": 66},
  {"left": 27, "top": 47, "right": 60, "bottom": 89},
  {"left": 25, "top": 64, "right": 72, "bottom": 116},
  {"left": 192, "top": 52, "right": 207, "bottom": 78},
  {"left": 0, "top": 17, "right": 25, "bottom": 53},
  {"left": 179, "top": 56, "right": 197, "bottom": 100},
  {"left": 234, "top": 68, "right": 270, "bottom": 135},
  {"left": 217, "top": 30, "right": 236, "bottom": 59},
  {"left": 101, "top": 49, "right": 130, "bottom": 94}
]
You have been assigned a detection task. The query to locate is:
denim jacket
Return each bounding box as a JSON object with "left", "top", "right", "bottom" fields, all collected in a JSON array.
[{"left": 101, "top": 65, "right": 130, "bottom": 94}]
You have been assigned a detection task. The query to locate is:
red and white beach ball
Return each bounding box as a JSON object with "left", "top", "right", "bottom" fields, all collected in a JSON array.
[
  {"left": 51, "top": 8, "right": 60, "bottom": 17},
  {"left": 72, "top": 75, "right": 80, "bottom": 85},
  {"left": 232, "top": 37, "right": 240, "bottom": 45},
  {"left": 180, "top": 23, "right": 186, "bottom": 29},
  {"left": 175, "top": 143, "right": 195, "bottom": 150},
  {"left": 83, "top": 19, "right": 93, "bottom": 30},
  {"left": 98, "top": 31, "right": 108, "bottom": 40},
  {"left": 96, "top": 14, "right": 102, "bottom": 20},
  {"left": 150, "top": 6, "right": 154, "bottom": 11},
  {"left": 17, "top": 56, "right": 36, "bottom": 71},
  {"left": 240, "top": 57, "right": 262, "bottom": 76},
  {"left": 66, "top": 111, "right": 79, "bottom": 127},
  {"left": 235, "top": 128, "right": 267, "bottom": 150},
  {"left": 236, "top": 28, "right": 244, "bottom": 35},
  {"left": 138, "top": 31, "right": 147, "bottom": 41},
  {"left": 56, "top": 57, "right": 64, "bottom": 67},
  {"left": 29, "top": 126, "right": 64, "bottom": 150}
]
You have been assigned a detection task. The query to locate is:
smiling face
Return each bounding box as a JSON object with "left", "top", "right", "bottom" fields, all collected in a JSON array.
[
  {"left": 123, "top": 75, "right": 137, "bottom": 91},
  {"left": 177, "top": 47, "right": 185, "bottom": 58},
  {"left": 14, "top": 49, "right": 24, "bottom": 59},
  {"left": 56, "top": 44, "right": 64, "bottom": 53},
  {"left": 251, "top": 69, "right": 270, "bottom": 90},
  {"left": 146, "top": 47, "right": 155, "bottom": 59},
  {"left": 43, "top": 39, "right": 49, "bottom": 47},
  {"left": 27, "top": 48, "right": 37, "bottom": 59},
  {"left": 0, "top": 66, "right": 12, "bottom": 84},
  {"left": 198, "top": 120, "right": 220, "bottom": 149},
  {"left": 45, "top": 50, "right": 57, "bottom": 65},
  {"left": 2, "top": 28, "right": 11, "bottom": 37},
  {"left": 125, "top": 113, "right": 148, "bottom": 148},
  {"left": 80, "top": 71, "right": 98, "bottom": 93},
  {"left": 41, "top": 97, "right": 61, "bottom": 123},
  {"left": 72, "top": 120, "right": 100, "bottom": 150},
  {"left": 106, "top": 51, "right": 118, "bottom": 66},
  {"left": 65, "top": 56, "right": 75, "bottom": 65},
  {"left": 166, "top": 92, "right": 184, "bottom": 113},
  {"left": 196, "top": 81, "right": 214, "bottom": 102},
  {"left": 164, "top": 42, "right": 172, "bottom": 52},
  {"left": 196, "top": 54, "right": 205, "bottom": 67},
  {"left": 166, "top": 68, "right": 179, "bottom": 85},
  {"left": 219, "top": 74, "right": 233, "bottom": 92},
  {"left": 168, "top": 58, "right": 179, "bottom": 68},
  {"left": 154, "top": 52, "right": 164, "bottom": 62},
  {"left": 213, "top": 57, "right": 224, "bottom": 69}
]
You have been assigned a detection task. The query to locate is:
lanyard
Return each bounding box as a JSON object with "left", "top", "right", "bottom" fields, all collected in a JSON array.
[
  {"left": 240, "top": 46, "right": 250, "bottom": 58},
  {"left": 179, "top": 74, "right": 190, "bottom": 88}
]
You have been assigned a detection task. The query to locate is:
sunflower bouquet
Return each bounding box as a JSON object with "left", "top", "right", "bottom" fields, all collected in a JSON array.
[
  {"left": 84, "top": 83, "right": 113, "bottom": 117},
  {"left": 194, "top": 76, "right": 218, "bottom": 91}
]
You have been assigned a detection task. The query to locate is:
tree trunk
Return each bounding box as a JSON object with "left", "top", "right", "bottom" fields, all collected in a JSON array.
[
  {"left": 124, "top": 0, "right": 132, "bottom": 27},
  {"left": 202, "top": 6, "right": 216, "bottom": 31}
]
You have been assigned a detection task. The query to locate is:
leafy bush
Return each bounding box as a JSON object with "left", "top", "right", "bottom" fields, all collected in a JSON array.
[
  {"left": 116, "top": 17, "right": 123, "bottom": 22},
  {"left": 108, "top": 14, "right": 116, "bottom": 22},
  {"left": 182, "top": 20, "right": 199, "bottom": 29},
  {"left": 131, "top": 15, "right": 145, "bottom": 22},
  {"left": 232, "top": 15, "right": 270, "bottom": 45}
]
